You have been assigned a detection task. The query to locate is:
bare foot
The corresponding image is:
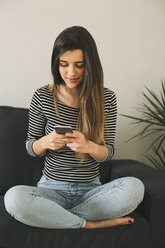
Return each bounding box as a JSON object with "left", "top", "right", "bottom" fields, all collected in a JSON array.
[{"left": 84, "top": 216, "right": 135, "bottom": 229}]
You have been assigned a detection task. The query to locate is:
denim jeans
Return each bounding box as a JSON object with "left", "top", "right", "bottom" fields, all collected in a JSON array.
[{"left": 4, "top": 175, "right": 144, "bottom": 229}]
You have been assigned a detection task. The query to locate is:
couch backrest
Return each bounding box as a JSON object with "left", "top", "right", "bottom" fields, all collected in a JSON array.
[{"left": 0, "top": 106, "right": 44, "bottom": 195}]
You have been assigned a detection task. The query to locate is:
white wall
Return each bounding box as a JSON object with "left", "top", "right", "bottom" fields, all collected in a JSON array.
[{"left": 0, "top": 0, "right": 165, "bottom": 166}]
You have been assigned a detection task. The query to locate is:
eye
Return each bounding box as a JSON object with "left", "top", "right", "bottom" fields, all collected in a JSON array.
[
  {"left": 59, "top": 61, "right": 85, "bottom": 68},
  {"left": 59, "top": 62, "right": 68, "bottom": 67},
  {"left": 76, "top": 63, "right": 85, "bottom": 68}
]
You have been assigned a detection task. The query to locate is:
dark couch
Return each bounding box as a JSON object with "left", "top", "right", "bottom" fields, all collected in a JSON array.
[{"left": 0, "top": 106, "right": 165, "bottom": 248}]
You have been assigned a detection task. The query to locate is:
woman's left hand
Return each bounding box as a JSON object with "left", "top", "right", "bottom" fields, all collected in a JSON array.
[{"left": 64, "top": 131, "right": 90, "bottom": 153}]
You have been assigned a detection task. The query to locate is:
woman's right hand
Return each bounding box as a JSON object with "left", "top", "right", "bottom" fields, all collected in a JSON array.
[
  {"left": 32, "top": 131, "right": 67, "bottom": 156},
  {"left": 44, "top": 130, "right": 67, "bottom": 150}
]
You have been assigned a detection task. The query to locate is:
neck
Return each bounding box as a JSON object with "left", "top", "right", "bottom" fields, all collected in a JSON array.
[
  {"left": 60, "top": 84, "right": 81, "bottom": 98},
  {"left": 56, "top": 84, "right": 81, "bottom": 108}
]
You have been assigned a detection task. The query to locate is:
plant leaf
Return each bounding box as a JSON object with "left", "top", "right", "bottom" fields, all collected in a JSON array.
[
  {"left": 142, "top": 91, "right": 165, "bottom": 119},
  {"left": 153, "top": 146, "right": 165, "bottom": 165},
  {"left": 146, "top": 146, "right": 165, "bottom": 173},
  {"left": 144, "top": 86, "right": 164, "bottom": 110},
  {"left": 142, "top": 103, "right": 165, "bottom": 122},
  {"left": 161, "top": 80, "right": 165, "bottom": 97},
  {"left": 120, "top": 114, "right": 160, "bottom": 126}
]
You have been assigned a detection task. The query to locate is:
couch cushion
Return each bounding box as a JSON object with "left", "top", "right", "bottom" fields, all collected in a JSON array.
[
  {"left": 0, "top": 196, "right": 149, "bottom": 248},
  {"left": 0, "top": 106, "right": 44, "bottom": 195}
]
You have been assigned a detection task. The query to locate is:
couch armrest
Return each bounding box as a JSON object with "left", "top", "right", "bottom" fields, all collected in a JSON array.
[{"left": 109, "top": 159, "right": 165, "bottom": 247}]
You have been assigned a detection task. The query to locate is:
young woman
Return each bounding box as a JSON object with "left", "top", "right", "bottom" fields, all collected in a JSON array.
[{"left": 4, "top": 26, "right": 144, "bottom": 229}]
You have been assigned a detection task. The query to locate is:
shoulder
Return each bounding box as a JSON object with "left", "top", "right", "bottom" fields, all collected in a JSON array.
[
  {"left": 30, "top": 84, "right": 51, "bottom": 106},
  {"left": 32, "top": 84, "right": 51, "bottom": 100},
  {"left": 104, "top": 87, "right": 117, "bottom": 105},
  {"left": 34, "top": 84, "right": 50, "bottom": 95}
]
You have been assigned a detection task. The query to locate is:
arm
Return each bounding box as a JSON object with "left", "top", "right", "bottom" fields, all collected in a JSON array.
[
  {"left": 87, "top": 141, "right": 108, "bottom": 162},
  {"left": 26, "top": 90, "right": 47, "bottom": 157},
  {"left": 26, "top": 90, "right": 67, "bottom": 157},
  {"left": 32, "top": 135, "right": 49, "bottom": 156},
  {"left": 89, "top": 90, "right": 117, "bottom": 162},
  {"left": 65, "top": 91, "right": 117, "bottom": 162},
  {"left": 102, "top": 91, "right": 117, "bottom": 161}
]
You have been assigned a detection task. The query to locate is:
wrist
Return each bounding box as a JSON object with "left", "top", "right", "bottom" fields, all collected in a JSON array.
[
  {"left": 87, "top": 140, "right": 98, "bottom": 156},
  {"left": 33, "top": 135, "right": 48, "bottom": 155},
  {"left": 40, "top": 135, "right": 49, "bottom": 150},
  {"left": 87, "top": 141, "right": 109, "bottom": 162}
]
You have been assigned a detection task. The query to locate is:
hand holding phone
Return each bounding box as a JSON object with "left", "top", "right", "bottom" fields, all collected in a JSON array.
[{"left": 54, "top": 125, "right": 73, "bottom": 135}]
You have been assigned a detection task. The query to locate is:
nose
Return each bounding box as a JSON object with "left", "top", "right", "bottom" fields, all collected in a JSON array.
[{"left": 67, "top": 65, "right": 76, "bottom": 77}]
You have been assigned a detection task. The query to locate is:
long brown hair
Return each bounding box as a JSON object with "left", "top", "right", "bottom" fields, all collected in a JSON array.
[{"left": 51, "top": 26, "right": 105, "bottom": 161}]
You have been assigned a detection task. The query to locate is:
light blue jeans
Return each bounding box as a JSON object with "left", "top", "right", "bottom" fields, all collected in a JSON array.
[{"left": 4, "top": 175, "right": 144, "bottom": 229}]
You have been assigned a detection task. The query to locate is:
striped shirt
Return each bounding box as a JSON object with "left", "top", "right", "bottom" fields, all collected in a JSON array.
[{"left": 26, "top": 84, "right": 117, "bottom": 182}]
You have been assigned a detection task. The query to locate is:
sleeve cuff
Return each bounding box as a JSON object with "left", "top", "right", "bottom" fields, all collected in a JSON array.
[
  {"left": 26, "top": 139, "right": 45, "bottom": 157},
  {"left": 101, "top": 144, "right": 114, "bottom": 162}
]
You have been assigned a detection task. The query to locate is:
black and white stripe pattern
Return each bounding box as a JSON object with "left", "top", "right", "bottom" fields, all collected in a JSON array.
[{"left": 26, "top": 84, "right": 117, "bottom": 182}]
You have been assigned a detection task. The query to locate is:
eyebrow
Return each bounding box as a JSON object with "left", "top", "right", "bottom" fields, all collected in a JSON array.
[{"left": 59, "top": 60, "right": 85, "bottom": 63}]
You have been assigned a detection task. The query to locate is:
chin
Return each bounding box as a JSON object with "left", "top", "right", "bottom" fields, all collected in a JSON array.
[
  {"left": 67, "top": 85, "right": 79, "bottom": 89},
  {"left": 66, "top": 82, "right": 81, "bottom": 89}
]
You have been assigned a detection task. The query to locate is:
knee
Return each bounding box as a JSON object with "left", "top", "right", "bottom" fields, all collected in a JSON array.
[
  {"left": 125, "top": 177, "right": 145, "bottom": 203},
  {"left": 4, "top": 185, "right": 26, "bottom": 215}
]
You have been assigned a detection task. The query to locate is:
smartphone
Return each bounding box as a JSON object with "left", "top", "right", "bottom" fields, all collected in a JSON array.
[{"left": 54, "top": 125, "right": 73, "bottom": 134}]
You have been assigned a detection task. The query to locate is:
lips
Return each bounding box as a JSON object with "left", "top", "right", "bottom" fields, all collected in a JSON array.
[
  {"left": 67, "top": 77, "right": 79, "bottom": 82},
  {"left": 67, "top": 77, "right": 79, "bottom": 80}
]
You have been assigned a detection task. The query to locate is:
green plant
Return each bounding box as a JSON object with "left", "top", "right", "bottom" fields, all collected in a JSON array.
[{"left": 120, "top": 80, "right": 165, "bottom": 173}]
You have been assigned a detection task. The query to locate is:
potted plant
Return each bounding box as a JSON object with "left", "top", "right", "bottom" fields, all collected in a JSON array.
[{"left": 120, "top": 80, "right": 165, "bottom": 173}]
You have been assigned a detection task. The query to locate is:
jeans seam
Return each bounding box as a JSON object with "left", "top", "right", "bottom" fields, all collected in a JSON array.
[
  {"left": 78, "top": 217, "right": 86, "bottom": 228},
  {"left": 30, "top": 190, "right": 66, "bottom": 204},
  {"left": 70, "top": 187, "right": 113, "bottom": 212},
  {"left": 118, "top": 200, "right": 142, "bottom": 217}
]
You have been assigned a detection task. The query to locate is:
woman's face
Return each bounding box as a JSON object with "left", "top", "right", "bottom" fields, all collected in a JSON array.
[{"left": 59, "top": 49, "right": 85, "bottom": 89}]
